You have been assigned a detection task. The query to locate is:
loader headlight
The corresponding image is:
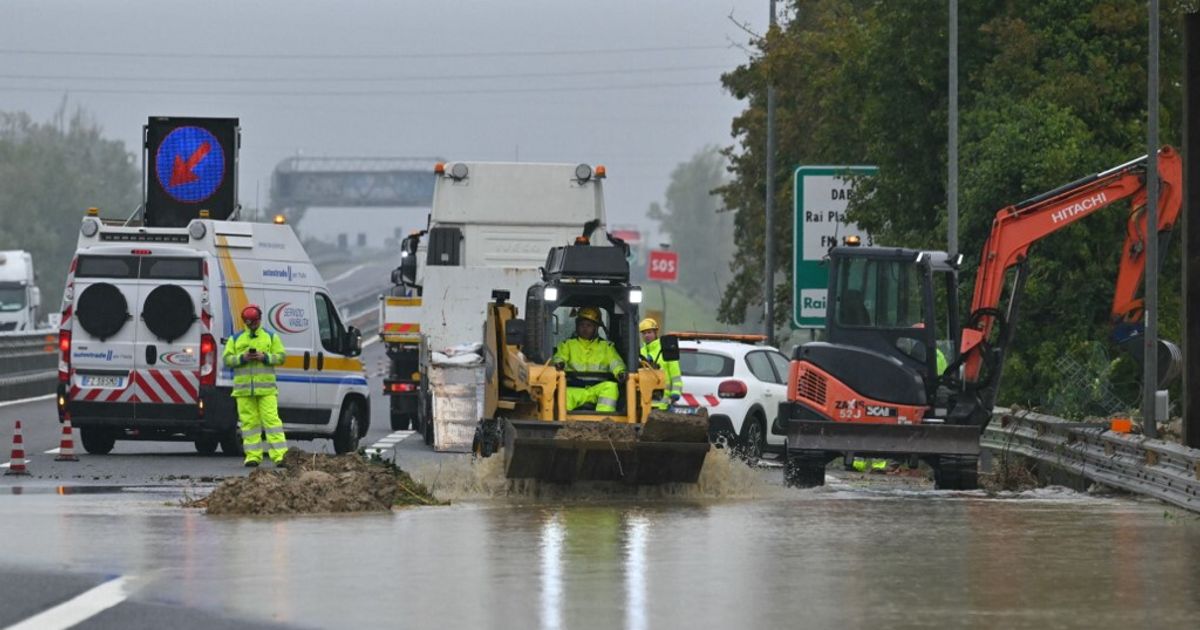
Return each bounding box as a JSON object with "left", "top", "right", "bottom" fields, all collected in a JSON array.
[
  {"left": 543, "top": 286, "right": 558, "bottom": 302},
  {"left": 80, "top": 219, "right": 99, "bottom": 237},
  {"left": 575, "top": 163, "right": 593, "bottom": 182},
  {"left": 629, "top": 288, "right": 643, "bottom": 304}
]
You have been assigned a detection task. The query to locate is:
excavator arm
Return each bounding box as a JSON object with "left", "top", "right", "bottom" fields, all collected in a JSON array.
[{"left": 962, "top": 146, "right": 1183, "bottom": 383}]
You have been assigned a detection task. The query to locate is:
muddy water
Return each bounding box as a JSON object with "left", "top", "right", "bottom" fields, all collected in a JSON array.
[{"left": 0, "top": 453, "right": 1198, "bottom": 629}]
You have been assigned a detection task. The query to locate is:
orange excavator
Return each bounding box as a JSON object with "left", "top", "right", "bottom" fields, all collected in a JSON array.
[{"left": 777, "top": 147, "right": 1184, "bottom": 489}]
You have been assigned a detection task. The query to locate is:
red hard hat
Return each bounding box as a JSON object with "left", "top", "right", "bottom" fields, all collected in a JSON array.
[{"left": 241, "top": 304, "right": 263, "bottom": 322}]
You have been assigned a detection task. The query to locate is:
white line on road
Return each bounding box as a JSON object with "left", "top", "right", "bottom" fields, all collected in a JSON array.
[
  {"left": 0, "top": 393, "right": 54, "bottom": 409},
  {"left": 44, "top": 447, "right": 61, "bottom": 455},
  {"left": 4, "top": 575, "right": 130, "bottom": 630},
  {"left": 0, "top": 459, "right": 27, "bottom": 469},
  {"left": 328, "top": 263, "right": 367, "bottom": 284},
  {"left": 364, "top": 430, "right": 415, "bottom": 459}
]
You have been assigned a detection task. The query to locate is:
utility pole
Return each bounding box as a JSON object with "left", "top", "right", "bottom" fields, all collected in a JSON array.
[
  {"left": 948, "top": 0, "right": 959, "bottom": 258},
  {"left": 764, "top": 0, "right": 778, "bottom": 345},
  {"left": 1143, "top": 0, "right": 1161, "bottom": 438}
]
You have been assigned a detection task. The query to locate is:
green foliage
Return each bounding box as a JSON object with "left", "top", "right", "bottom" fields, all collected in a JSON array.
[
  {"left": 646, "top": 146, "right": 735, "bottom": 306},
  {"left": 0, "top": 109, "right": 140, "bottom": 313},
  {"left": 719, "top": 0, "right": 1191, "bottom": 405}
]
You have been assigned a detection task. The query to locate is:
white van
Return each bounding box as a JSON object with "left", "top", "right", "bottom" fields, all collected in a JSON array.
[
  {"left": 57, "top": 209, "right": 369, "bottom": 455},
  {"left": 0, "top": 250, "right": 41, "bottom": 332}
]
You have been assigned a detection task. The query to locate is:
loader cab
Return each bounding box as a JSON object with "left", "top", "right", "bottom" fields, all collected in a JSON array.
[{"left": 825, "top": 246, "right": 962, "bottom": 401}]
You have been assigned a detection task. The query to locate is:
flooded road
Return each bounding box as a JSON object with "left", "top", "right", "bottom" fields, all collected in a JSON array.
[{"left": 1, "top": 462, "right": 1198, "bottom": 629}]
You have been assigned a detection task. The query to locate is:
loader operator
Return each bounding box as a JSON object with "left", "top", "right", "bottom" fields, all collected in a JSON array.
[
  {"left": 553, "top": 306, "right": 626, "bottom": 413},
  {"left": 638, "top": 318, "right": 682, "bottom": 410},
  {"left": 222, "top": 304, "right": 289, "bottom": 467}
]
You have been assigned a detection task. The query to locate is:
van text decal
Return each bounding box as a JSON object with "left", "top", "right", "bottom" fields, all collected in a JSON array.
[
  {"left": 269, "top": 302, "right": 310, "bottom": 333},
  {"left": 160, "top": 351, "right": 198, "bottom": 367},
  {"left": 261, "top": 265, "right": 307, "bottom": 282}
]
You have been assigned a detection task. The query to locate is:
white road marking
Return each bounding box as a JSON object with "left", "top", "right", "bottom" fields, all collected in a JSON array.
[
  {"left": 43, "top": 447, "right": 61, "bottom": 455},
  {"left": 364, "top": 430, "right": 415, "bottom": 459},
  {"left": 327, "top": 263, "right": 367, "bottom": 284},
  {"left": 0, "top": 393, "right": 55, "bottom": 409},
  {"left": 4, "top": 575, "right": 130, "bottom": 630},
  {"left": 0, "top": 460, "right": 28, "bottom": 469}
]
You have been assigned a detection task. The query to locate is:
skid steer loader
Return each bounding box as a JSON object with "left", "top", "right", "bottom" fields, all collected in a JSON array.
[{"left": 472, "top": 242, "right": 710, "bottom": 484}]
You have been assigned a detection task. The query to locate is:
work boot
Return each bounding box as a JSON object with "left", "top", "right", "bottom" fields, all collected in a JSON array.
[{"left": 244, "top": 460, "right": 259, "bottom": 468}]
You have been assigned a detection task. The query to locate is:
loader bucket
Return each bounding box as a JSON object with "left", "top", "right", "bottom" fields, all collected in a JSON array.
[
  {"left": 786, "top": 419, "right": 983, "bottom": 457},
  {"left": 500, "top": 411, "right": 710, "bottom": 484}
]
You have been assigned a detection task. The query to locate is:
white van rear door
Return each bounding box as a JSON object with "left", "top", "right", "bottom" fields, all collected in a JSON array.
[
  {"left": 135, "top": 256, "right": 204, "bottom": 405},
  {"left": 69, "top": 255, "right": 139, "bottom": 400}
]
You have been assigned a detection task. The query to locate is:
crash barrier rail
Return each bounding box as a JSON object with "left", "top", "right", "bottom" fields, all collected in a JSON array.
[
  {"left": 0, "top": 330, "right": 58, "bottom": 402},
  {"left": 982, "top": 408, "right": 1200, "bottom": 513},
  {"left": 340, "top": 288, "right": 382, "bottom": 338}
]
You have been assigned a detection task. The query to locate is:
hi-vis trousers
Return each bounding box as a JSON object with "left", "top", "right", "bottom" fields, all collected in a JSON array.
[{"left": 237, "top": 394, "right": 288, "bottom": 464}]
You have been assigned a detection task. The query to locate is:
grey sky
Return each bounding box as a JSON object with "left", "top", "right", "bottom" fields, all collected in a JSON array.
[{"left": 1, "top": 0, "right": 764, "bottom": 232}]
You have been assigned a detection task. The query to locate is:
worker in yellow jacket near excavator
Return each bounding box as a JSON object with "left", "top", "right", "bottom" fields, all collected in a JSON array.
[
  {"left": 553, "top": 306, "right": 626, "bottom": 413},
  {"left": 638, "top": 318, "right": 682, "bottom": 410}
]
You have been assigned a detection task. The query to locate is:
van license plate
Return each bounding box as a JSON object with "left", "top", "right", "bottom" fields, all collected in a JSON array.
[
  {"left": 82, "top": 376, "right": 122, "bottom": 388},
  {"left": 668, "top": 405, "right": 700, "bottom": 415}
]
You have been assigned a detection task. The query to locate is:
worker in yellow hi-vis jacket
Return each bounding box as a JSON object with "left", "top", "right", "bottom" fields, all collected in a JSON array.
[{"left": 222, "top": 304, "right": 288, "bottom": 466}]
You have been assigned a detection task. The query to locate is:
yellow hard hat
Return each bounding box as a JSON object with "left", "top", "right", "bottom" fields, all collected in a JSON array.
[
  {"left": 576, "top": 306, "right": 603, "bottom": 325},
  {"left": 638, "top": 318, "right": 659, "bottom": 333}
]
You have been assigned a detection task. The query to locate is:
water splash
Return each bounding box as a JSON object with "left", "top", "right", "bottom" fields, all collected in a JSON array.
[{"left": 406, "top": 447, "right": 785, "bottom": 503}]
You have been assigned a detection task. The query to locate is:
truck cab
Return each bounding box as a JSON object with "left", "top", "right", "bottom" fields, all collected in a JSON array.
[{"left": 0, "top": 250, "right": 42, "bottom": 332}]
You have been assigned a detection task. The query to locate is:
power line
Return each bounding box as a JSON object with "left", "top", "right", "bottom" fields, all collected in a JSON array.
[
  {"left": 0, "top": 64, "right": 729, "bottom": 84},
  {"left": 0, "top": 80, "right": 717, "bottom": 97},
  {"left": 0, "top": 44, "right": 730, "bottom": 61}
]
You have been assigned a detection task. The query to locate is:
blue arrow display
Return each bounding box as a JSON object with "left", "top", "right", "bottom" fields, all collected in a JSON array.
[{"left": 154, "top": 126, "right": 226, "bottom": 203}]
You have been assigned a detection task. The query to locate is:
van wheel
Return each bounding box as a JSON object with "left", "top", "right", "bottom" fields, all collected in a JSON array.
[
  {"left": 194, "top": 434, "right": 219, "bottom": 455},
  {"left": 80, "top": 428, "right": 116, "bottom": 455},
  {"left": 334, "top": 401, "right": 362, "bottom": 454},
  {"left": 219, "top": 426, "right": 243, "bottom": 457}
]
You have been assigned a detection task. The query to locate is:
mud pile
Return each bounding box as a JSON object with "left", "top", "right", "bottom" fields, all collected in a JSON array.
[
  {"left": 555, "top": 420, "right": 637, "bottom": 444},
  {"left": 190, "top": 451, "right": 439, "bottom": 515}
]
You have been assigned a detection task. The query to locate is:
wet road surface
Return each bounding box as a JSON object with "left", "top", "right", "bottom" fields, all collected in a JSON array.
[{"left": 1, "top": 447, "right": 1198, "bottom": 629}]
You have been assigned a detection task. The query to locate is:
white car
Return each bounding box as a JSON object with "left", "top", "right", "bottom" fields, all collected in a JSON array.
[{"left": 674, "top": 335, "right": 791, "bottom": 460}]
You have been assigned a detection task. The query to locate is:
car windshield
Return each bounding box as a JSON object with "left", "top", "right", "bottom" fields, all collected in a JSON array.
[
  {"left": 0, "top": 285, "right": 25, "bottom": 312},
  {"left": 678, "top": 350, "right": 734, "bottom": 377}
]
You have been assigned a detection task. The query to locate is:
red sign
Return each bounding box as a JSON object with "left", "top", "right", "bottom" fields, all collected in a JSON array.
[{"left": 647, "top": 250, "right": 678, "bottom": 282}]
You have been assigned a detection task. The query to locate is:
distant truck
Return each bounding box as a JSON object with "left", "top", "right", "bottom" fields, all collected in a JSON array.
[
  {"left": 379, "top": 161, "right": 614, "bottom": 447},
  {"left": 0, "top": 250, "right": 41, "bottom": 332}
]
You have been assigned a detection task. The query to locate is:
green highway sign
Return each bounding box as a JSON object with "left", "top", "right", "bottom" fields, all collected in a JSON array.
[{"left": 793, "top": 165, "right": 877, "bottom": 329}]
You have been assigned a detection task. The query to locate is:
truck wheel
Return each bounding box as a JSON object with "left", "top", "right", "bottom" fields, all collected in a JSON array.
[
  {"left": 334, "top": 400, "right": 362, "bottom": 454},
  {"left": 390, "top": 414, "right": 413, "bottom": 431},
  {"left": 194, "top": 434, "right": 219, "bottom": 455},
  {"left": 784, "top": 452, "right": 827, "bottom": 488},
  {"left": 80, "top": 427, "right": 116, "bottom": 455}
]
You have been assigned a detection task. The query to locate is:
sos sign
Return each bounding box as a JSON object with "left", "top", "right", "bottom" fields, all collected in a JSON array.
[
  {"left": 144, "top": 117, "right": 239, "bottom": 228},
  {"left": 647, "top": 250, "right": 678, "bottom": 283}
]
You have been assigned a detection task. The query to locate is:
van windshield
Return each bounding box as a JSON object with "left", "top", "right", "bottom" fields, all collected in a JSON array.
[{"left": 0, "top": 284, "right": 24, "bottom": 312}]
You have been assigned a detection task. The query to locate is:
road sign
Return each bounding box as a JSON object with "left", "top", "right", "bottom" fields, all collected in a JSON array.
[
  {"left": 793, "top": 165, "right": 877, "bottom": 328},
  {"left": 145, "top": 117, "right": 239, "bottom": 228},
  {"left": 648, "top": 249, "right": 678, "bottom": 283}
]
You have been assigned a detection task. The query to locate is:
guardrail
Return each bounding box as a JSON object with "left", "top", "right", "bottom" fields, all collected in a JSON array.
[
  {"left": 983, "top": 409, "right": 1200, "bottom": 513},
  {"left": 339, "top": 288, "right": 382, "bottom": 338},
  {"left": 0, "top": 330, "right": 58, "bottom": 402}
]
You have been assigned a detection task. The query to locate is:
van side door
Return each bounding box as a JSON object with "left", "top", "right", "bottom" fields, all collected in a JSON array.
[
  {"left": 262, "top": 289, "right": 318, "bottom": 427},
  {"left": 313, "top": 291, "right": 356, "bottom": 416}
]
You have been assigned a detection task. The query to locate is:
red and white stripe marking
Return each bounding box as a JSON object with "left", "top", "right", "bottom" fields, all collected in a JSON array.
[
  {"left": 70, "top": 369, "right": 199, "bottom": 404},
  {"left": 680, "top": 393, "right": 720, "bottom": 408}
]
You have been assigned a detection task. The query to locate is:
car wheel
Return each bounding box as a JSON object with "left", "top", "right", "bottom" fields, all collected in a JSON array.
[
  {"left": 739, "top": 413, "right": 766, "bottom": 461},
  {"left": 194, "top": 434, "right": 219, "bottom": 455},
  {"left": 334, "top": 400, "right": 362, "bottom": 454},
  {"left": 80, "top": 427, "right": 116, "bottom": 455}
]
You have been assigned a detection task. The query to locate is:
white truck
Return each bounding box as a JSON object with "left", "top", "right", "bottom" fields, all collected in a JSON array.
[
  {"left": 0, "top": 250, "right": 41, "bottom": 332},
  {"left": 379, "top": 161, "right": 615, "bottom": 450}
]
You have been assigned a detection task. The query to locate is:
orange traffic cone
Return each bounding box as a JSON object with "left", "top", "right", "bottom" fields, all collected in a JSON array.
[
  {"left": 55, "top": 419, "right": 79, "bottom": 462},
  {"left": 4, "top": 420, "right": 29, "bottom": 476}
]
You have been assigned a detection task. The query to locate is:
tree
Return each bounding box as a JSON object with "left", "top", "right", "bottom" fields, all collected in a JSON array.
[
  {"left": 646, "top": 146, "right": 735, "bottom": 305},
  {"left": 718, "top": 0, "right": 1191, "bottom": 407},
  {"left": 0, "top": 109, "right": 140, "bottom": 315}
]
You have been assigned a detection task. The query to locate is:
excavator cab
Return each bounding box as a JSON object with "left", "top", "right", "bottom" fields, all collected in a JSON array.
[{"left": 473, "top": 243, "right": 710, "bottom": 484}]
